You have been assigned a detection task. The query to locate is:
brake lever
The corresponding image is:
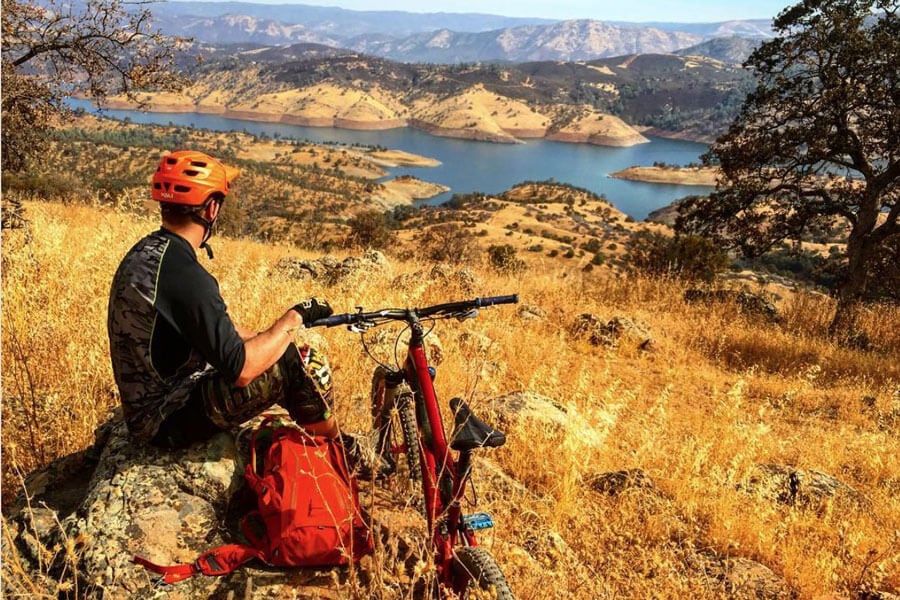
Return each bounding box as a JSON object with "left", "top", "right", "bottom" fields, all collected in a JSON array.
[
  {"left": 456, "top": 309, "right": 479, "bottom": 322},
  {"left": 349, "top": 320, "right": 375, "bottom": 333}
]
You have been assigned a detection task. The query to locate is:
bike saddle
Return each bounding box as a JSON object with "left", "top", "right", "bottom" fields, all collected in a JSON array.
[{"left": 449, "top": 397, "right": 506, "bottom": 451}]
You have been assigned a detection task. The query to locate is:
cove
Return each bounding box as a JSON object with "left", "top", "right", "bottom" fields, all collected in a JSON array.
[{"left": 69, "top": 99, "right": 713, "bottom": 220}]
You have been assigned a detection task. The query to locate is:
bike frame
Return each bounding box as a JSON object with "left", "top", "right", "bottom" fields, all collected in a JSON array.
[{"left": 400, "top": 315, "right": 476, "bottom": 579}]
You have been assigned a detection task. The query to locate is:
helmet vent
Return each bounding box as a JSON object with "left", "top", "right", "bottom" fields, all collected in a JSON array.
[
  {"left": 153, "top": 183, "right": 162, "bottom": 189},
  {"left": 166, "top": 158, "right": 177, "bottom": 165},
  {"left": 190, "top": 160, "right": 208, "bottom": 168},
  {"left": 183, "top": 169, "right": 200, "bottom": 176},
  {"left": 174, "top": 185, "right": 191, "bottom": 193}
]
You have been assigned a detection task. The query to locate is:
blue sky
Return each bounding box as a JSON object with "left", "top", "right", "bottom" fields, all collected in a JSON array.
[{"left": 223, "top": 1, "right": 796, "bottom": 22}]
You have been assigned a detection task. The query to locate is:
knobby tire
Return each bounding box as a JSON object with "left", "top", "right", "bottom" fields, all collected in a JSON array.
[
  {"left": 450, "top": 546, "right": 514, "bottom": 600},
  {"left": 370, "top": 367, "right": 423, "bottom": 485}
]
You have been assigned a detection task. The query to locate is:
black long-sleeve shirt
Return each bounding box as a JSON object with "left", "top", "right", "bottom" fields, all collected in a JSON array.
[{"left": 108, "top": 229, "right": 245, "bottom": 441}]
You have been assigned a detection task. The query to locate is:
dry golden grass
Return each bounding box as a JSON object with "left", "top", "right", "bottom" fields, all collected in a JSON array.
[{"left": 2, "top": 201, "right": 898, "bottom": 599}]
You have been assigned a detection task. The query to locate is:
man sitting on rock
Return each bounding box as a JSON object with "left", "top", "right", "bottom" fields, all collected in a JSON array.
[{"left": 107, "top": 150, "right": 341, "bottom": 449}]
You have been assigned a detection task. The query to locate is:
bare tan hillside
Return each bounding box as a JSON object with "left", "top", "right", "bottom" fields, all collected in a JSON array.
[
  {"left": 106, "top": 70, "right": 650, "bottom": 146},
  {"left": 610, "top": 165, "right": 720, "bottom": 185}
]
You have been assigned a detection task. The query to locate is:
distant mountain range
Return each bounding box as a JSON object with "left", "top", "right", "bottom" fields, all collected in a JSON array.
[
  {"left": 149, "top": 2, "right": 773, "bottom": 64},
  {"left": 675, "top": 36, "right": 763, "bottom": 64}
]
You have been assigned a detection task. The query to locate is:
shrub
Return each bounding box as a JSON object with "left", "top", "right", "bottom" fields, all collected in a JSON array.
[
  {"left": 346, "top": 209, "right": 396, "bottom": 249},
  {"left": 625, "top": 232, "right": 729, "bottom": 282},
  {"left": 389, "top": 204, "right": 419, "bottom": 226},
  {"left": 415, "top": 223, "right": 479, "bottom": 264},
  {"left": 488, "top": 244, "right": 526, "bottom": 273},
  {"left": 580, "top": 238, "right": 602, "bottom": 253}
]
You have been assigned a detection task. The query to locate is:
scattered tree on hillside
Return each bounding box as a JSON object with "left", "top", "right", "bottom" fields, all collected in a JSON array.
[
  {"left": 1, "top": 0, "right": 188, "bottom": 171},
  {"left": 626, "top": 232, "right": 731, "bottom": 282},
  {"left": 676, "top": 0, "right": 899, "bottom": 335},
  {"left": 414, "top": 223, "right": 480, "bottom": 264},
  {"left": 347, "top": 209, "right": 396, "bottom": 249},
  {"left": 487, "top": 244, "right": 525, "bottom": 273}
]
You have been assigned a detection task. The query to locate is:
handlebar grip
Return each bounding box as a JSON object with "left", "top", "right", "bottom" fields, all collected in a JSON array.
[
  {"left": 306, "top": 313, "right": 354, "bottom": 328},
  {"left": 476, "top": 294, "right": 519, "bottom": 307}
]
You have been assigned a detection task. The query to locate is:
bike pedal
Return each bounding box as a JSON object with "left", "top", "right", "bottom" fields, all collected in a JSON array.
[{"left": 462, "top": 512, "right": 494, "bottom": 532}]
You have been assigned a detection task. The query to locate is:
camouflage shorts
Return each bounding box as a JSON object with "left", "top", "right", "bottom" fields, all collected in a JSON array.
[{"left": 201, "top": 343, "right": 332, "bottom": 428}]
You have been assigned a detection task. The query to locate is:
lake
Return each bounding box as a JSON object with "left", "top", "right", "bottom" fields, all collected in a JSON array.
[{"left": 69, "top": 100, "right": 713, "bottom": 220}]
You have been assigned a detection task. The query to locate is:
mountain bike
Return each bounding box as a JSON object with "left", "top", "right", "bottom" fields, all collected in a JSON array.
[{"left": 308, "top": 294, "right": 518, "bottom": 599}]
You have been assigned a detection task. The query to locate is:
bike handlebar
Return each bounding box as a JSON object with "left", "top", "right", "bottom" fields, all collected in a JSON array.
[{"left": 306, "top": 294, "right": 519, "bottom": 328}]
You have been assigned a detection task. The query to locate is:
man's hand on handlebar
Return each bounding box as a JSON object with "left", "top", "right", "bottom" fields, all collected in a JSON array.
[{"left": 291, "top": 298, "right": 333, "bottom": 325}]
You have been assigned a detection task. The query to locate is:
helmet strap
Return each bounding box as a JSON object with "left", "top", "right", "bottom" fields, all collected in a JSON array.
[{"left": 189, "top": 197, "right": 220, "bottom": 259}]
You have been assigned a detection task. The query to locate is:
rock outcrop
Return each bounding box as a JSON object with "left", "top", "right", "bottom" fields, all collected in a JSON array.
[
  {"left": 275, "top": 250, "right": 390, "bottom": 287},
  {"left": 6, "top": 415, "right": 380, "bottom": 599},
  {"left": 9, "top": 416, "right": 245, "bottom": 598},
  {"left": 570, "top": 313, "right": 655, "bottom": 350},
  {"left": 390, "top": 264, "right": 479, "bottom": 295},
  {"left": 742, "top": 463, "right": 865, "bottom": 509}
]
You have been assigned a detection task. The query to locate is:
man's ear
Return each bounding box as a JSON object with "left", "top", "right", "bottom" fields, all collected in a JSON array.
[{"left": 205, "top": 198, "right": 222, "bottom": 221}]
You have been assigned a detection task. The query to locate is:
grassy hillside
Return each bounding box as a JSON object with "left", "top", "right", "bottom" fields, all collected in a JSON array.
[{"left": 2, "top": 198, "right": 898, "bottom": 598}]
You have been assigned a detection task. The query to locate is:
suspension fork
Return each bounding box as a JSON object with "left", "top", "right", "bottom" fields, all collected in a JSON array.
[{"left": 374, "top": 368, "right": 405, "bottom": 454}]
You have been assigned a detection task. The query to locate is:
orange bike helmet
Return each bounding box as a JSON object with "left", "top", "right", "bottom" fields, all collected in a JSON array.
[{"left": 151, "top": 150, "right": 240, "bottom": 206}]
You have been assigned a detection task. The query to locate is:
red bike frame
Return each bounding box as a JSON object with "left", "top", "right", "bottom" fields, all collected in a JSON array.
[{"left": 404, "top": 332, "right": 474, "bottom": 578}]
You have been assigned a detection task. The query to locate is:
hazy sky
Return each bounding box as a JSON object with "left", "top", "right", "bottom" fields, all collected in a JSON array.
[{"left": 223, "top": 1, "right": 796, "bottom": 23}]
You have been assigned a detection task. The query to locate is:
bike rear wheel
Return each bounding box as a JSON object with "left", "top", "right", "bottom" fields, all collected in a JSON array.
[
  {"left": 371, "top": 366, "right": 422, "bottom": 484},
  {"left": 449, "top": 546, "right": 514, "bottom": 600}
]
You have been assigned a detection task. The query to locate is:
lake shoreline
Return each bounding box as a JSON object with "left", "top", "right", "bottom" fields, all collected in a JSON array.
[
  {"left": 69, "top": 98, "right": 712, "bottom": 220},
  {"left": 98, "top": 98, "right": 684, "bottom": 147}
]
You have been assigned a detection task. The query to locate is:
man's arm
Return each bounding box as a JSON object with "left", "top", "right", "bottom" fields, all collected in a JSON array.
[
  {"left": 234, "top": 309, "right": 303, "bottom": 387},
  {"left": 234, "top": 325, "right": 257, "bottom": 341}
]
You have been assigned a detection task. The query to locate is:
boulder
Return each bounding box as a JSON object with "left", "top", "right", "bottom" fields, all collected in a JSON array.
[
  {"left": 488, "top": 391, "right": 607, "bottom": 449},
  {"left": 5, "top": 417, "right": 375, "bottom": 599},
  {"left": 743, "top": 464, "right": 865, "bottom": 508},
  {"left": 694, "top": 551, "right": 795, "bottom": 600},
  {"left": 275, "top": 255, "right": 341, "bottom": 281},
  {"left": 859, "top": 592, "right": 900, "bottom": 600},
  {"left": 517, "top": 304, "right": 546, "bottom": 321},
  {"left": 570, "top": 314, "right": 655, "bottom": 350},
  {"left": 587, "top": 469, "right": 655, "bottom": 496},
  {"left": 390, "top": 264, "right": 479, "bottom": 295},
  {"left": 684, "top": 289, "right": 782, "bottom": 324},
  {"left": 275, "top": 251, "right": 389, "bottom": 286},
  {"left": 8, "top": 417, "right": 245, "bottom": 599}
]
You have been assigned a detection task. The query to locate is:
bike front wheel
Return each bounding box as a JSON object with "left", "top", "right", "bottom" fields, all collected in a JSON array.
[
  {"left": 370, "top": 366, "right": 422, "bottom": 485},
  {"left": 449, "top": 546, "right": 514, "bottom": 600}
]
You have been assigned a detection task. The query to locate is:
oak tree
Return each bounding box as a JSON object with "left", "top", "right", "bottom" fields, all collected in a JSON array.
[
  {"left": 1, "top": 0, "right": 187, "bottom": 170},
  {"left": 677, "top": 0, "right": 899, "bottom": 334}
]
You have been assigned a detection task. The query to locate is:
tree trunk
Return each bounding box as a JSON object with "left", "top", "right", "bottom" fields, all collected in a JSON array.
[{"left": 829, "top": 229, "right": 870, "bottom": 346}]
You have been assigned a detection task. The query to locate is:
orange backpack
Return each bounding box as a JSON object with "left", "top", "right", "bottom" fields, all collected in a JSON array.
[{"left": 135, "top": 418, "right": 373, "bottom": 584}]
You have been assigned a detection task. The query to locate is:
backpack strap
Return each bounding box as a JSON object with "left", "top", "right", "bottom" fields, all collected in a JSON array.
[
  {"left": 134, "top": 544, "right": 263, "bottom": 585},
  {"left": 240, "top": 510, "right": 267, "bottom": 549}
]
